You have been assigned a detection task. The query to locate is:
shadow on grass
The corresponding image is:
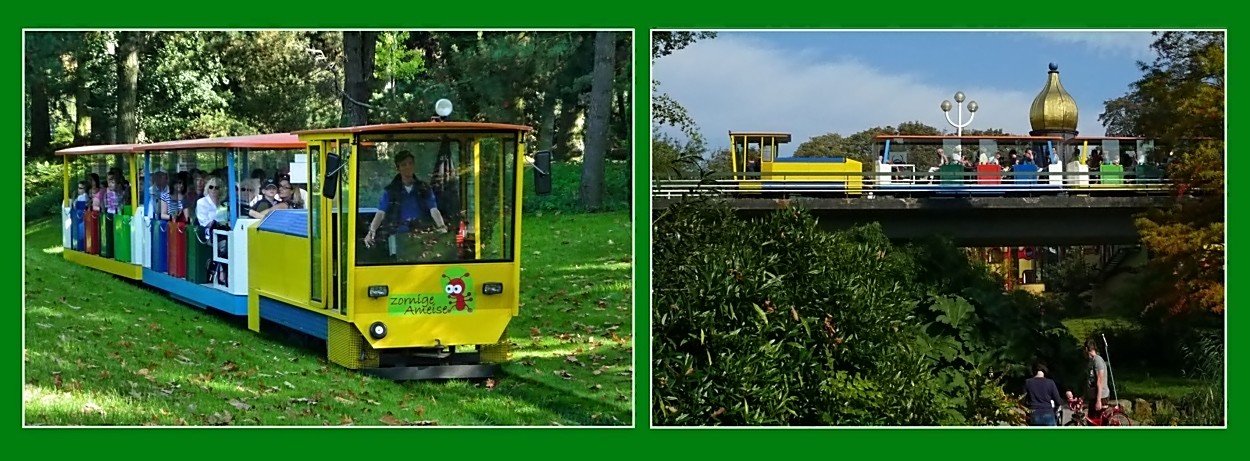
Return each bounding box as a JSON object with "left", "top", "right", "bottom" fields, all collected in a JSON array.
[{"left": 24, "top": 211, "right": 635, "bottom": 426}]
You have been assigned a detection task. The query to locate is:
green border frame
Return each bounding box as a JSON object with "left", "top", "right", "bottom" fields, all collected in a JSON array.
[{"left": 10, "top": 0, "right": 1239, "bottom": 455}]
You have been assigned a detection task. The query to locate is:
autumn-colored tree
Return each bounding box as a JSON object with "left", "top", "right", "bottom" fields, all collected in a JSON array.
[{"left": 1106, "top": 31, "right": 1225, "bottom": 317}]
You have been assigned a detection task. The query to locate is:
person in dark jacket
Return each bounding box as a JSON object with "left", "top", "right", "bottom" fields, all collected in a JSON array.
[
  {"left": 1023, "top": 362, "right": 1065, "bottom": 426},
  {"left": 363, "top": 150, "right": 450, "bottom": 261}
]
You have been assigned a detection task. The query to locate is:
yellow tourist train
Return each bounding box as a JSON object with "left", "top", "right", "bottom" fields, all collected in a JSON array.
[{"left": 56, "top": 99, "right": 551, "bottom": 380}]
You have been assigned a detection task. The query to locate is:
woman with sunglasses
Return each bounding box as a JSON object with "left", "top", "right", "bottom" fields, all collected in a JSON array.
[{"left": 196, "top": 177, "right": 231, "bottom": 286}]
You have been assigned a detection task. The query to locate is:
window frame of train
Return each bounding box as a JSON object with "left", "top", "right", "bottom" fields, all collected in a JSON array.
[
  {"left": 134, "top": 134, "right": 308, "bottom": 300},
  {"left": 54, "top": 143, "right": 144, "bottom": 280},
  {"left": 872, "top": 135, "right": 1064, "bottom": 186},
  {"left": 291, "top": 106, "right": 535, "bottom": 380},
  {"left": 727, "top": 131, "right": 791, "bottom": 181}
]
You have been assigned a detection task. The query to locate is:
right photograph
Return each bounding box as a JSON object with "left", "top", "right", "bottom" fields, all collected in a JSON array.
[{"left": 650, "top": 30, "right": 1226, "bottom": 427}]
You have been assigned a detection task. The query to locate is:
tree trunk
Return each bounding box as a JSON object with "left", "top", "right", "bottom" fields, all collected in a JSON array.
[
  {"left": 341, "top": 31, "right": 377, "bottom": 127},
  {"left": 552, "top": 93, "right": 579, "bottom": 161},
  {"left": 73, "top": 37, "right": 91, "bottom": 144},
  {"left": 579, "top": 32, "right": 615, "bottom": 212},
  {"left": 27, "top": 70, "right": 51, "bottom": 159},
  {"left": 538, "top": 92, "right": 557, "bottom": 153},
  {"left": 115, "top": 32, "right": 142, "bottom": 144}
]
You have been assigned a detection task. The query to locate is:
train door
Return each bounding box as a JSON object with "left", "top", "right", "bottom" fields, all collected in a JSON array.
[{"left": 308, "top": 138, "right": 353, "bottom": 316}]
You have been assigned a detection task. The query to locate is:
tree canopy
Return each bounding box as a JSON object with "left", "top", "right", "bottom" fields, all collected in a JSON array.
[{"left": 1099, "top": 31, "right": 1225, "bottom": 319}]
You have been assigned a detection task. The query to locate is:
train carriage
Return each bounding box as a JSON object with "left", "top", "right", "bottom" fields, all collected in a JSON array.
[
  {"left": 55, "top": 99, "right": 549, "bottom": 380},
  {"left": 134, "top": 133, "right": 308, "bottom": 315},
  {"left": 57, "top": 143, "right": 144, "bottom": 280}
]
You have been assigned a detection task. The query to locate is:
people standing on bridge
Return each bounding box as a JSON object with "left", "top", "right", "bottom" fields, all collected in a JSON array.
[
  {"left": 1023, "top": 362, "right": 1064, "bottom": 426},
  {"left": 1085, "top": 339, "right": 1111, "bottom": 415}
]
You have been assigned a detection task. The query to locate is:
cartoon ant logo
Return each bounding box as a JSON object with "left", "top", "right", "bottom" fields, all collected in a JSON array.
[{"left": 443, "top": 272, "right": 474, "bottom": 312}]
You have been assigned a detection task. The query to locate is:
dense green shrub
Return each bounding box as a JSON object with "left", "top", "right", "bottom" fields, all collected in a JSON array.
[
  {"left": 652, "top": 199, "right": 1086, "bottom": 426},
  {"left": 653, "top": 201, "right": 953, "bottom": 425},
  {"left": 522, "top": 159, "right": 629, "bottom": 215},
  {"left": 904, "top": 238, "right": 1085, "bottom": 391},
  {"left": 25, "top": 160, "right": 66, "bottom": 220}
]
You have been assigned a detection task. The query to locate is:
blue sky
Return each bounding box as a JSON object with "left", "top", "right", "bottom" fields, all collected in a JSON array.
[{"left": 652, "top": 31, "right": 1161, "bottom": 151}]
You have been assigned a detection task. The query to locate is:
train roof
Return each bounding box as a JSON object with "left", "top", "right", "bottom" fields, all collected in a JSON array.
[
  {"left": 294, "top": 121, "right": 533, "bottom": 136},
  {"left": 728, "top": 132, "right": 793, "bottom": 143},
  {"left": 54, "top": 143, "right": 142, "bottom": 156},
  {"left": 873, "top": 135, "right": 1066, "bottom": 141},
  {"left": 138, "top": 133, "right": 305, "bottom": 151}
]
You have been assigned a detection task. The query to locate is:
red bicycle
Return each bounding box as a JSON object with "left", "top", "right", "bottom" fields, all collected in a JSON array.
[{"left": 1064, "top": 402, "right": 1133, "bottom": 426}]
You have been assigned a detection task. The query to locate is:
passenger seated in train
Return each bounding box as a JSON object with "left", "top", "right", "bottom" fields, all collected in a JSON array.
[
  {"left": 247, "top": 180, "right": 279, "bottom": 219},
  {"left": 273, "top": 174, "right": 304, "bottom": 209},
  {"left": 161, "top": 172, "right": 190, "bottom": 222},
  {"left": 196, "top": 177, "right": 231, "bottom": 286},
  {"left": 363, "top": 150, "right": 450, "bottom": 262},
  {"left": 75, "top": 181, "right": 90, "bottom": 206},
  {"left": 235, "top": 178, "right": 260, "bottom": 218}
]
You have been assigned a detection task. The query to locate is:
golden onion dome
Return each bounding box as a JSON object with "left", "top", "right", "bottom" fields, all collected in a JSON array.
[{"left": 1029, "top": 63, "right": 1079, "bottom": 133}]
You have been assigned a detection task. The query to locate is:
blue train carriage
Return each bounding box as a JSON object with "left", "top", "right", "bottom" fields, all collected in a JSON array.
[
  {"left": 56, "top": 143, "right": 145, "bottom": 280},
  {"left": 728, "top": 131, "right": 863, "bottom": 195},
  {"left": 871, "top": 134, "right": 1066, "bottom": 195},
  {"left": 133, "top": 133, "right": 309, "bottom": 316},
  {"left": 245, "top": 101, "right": 538, "bottom": 380}
]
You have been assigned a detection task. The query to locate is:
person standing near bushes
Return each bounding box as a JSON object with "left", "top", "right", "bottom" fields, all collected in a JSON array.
[{"left": 1023, "top": 362, "right": 1064, "bottom": 426}]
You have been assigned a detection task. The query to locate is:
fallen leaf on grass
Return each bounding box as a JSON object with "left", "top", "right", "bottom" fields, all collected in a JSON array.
[
  {"left": 82, "top": 402, "right": 105, "bottom": 415},
  {"left": 206, "top": 411, "right": 234, "bottom": 426},
  {"left": 380, "top": 413, "right": 402, "bottom": 426},
  {"left": 553, "top": 370, "right": 573, "bottom": 380},
  {"left": 227, "top": 399, "right": 251, "bottom": 410},
  {"left": 221, "top": 361, "right": 238, "bottom": 372},
  {"left": 335, "top": 396, "right": 355, "bottom": 406},
  {"left": 485, "top": 378, "right": 496, "bottom": 390}
]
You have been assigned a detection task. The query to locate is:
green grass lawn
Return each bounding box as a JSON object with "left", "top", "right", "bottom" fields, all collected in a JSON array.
[{"left": 23, "top": 211, "right": 633, "bottom": 426}]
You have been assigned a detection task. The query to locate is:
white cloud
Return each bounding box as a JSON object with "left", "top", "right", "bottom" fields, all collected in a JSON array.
[
  {"left": 1029, "top": 31, "right": 1157, "bottom": 61},
  {"left": 652, "top": 34, "right": 1108, "bottom": 152}
]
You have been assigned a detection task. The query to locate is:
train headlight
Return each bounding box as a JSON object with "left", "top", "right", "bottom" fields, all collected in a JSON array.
[
  {"left": 367, "top": 285, "right": 389, "bottom": 298},
  {"left": 435, "top": 98, "right": 453, "bottom": 118},
  {"left": 368, "top": 322, "right": 388, "bottom": 340}
]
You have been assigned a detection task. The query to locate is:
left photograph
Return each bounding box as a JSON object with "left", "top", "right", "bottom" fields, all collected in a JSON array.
[{"left": 23, "top": 29, "right": 635, "bottom": 427}]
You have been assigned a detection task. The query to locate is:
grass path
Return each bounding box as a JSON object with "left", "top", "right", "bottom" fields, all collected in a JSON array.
[{"left": 23, "top": 211, "right": 633, "bottom": 426}]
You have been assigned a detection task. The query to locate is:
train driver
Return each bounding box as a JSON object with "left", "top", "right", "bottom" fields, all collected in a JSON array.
[{"left": 363, "top": 150, "right": 450, "bottom": 261}]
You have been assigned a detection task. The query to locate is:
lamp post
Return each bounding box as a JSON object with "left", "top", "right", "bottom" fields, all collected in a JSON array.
[{"left": 940, "top": 91, "right": 978, "bottom": 137}]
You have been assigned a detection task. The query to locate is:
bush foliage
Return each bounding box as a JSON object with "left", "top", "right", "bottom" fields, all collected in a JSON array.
[{"left": 652, "top": 199, "right": 1082, "bottom": 426}]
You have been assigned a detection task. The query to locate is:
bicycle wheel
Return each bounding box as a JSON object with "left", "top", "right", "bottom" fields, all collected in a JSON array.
[{"left": 1107, "top": 413, "right": 1132, "bottom": 426}]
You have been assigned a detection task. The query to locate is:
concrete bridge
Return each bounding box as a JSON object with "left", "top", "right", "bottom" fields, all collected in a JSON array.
[{"left": 651, "top": 195, "right": 1173, "bottom": 246}]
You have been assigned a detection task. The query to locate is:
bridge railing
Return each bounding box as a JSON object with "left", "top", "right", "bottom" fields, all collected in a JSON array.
[{"left": 652, "top": 169, "right": 1174, "bottom": 197}]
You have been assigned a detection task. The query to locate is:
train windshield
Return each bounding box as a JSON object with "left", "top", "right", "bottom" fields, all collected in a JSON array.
[{"left": 354, "top": 132, "right": 517, "bottom": 267}]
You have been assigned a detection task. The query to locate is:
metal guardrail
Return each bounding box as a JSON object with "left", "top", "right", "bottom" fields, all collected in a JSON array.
[{"left": 652, "top": 170, "right": 1173, "bottom": 197}]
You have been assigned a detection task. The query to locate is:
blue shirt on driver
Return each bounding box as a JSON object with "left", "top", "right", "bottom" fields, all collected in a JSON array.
[{"left": 378, "top": 182, "right": 438, "bottom": 233}]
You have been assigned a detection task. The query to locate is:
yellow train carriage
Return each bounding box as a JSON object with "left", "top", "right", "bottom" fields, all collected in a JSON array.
[
  {"left": 56, "top": 143, "right": 145, "bottom": 280},
  {"left": 247, "top": 101, "right": 531, "bottom": 380},
  {"left": 729, "top": 131, "right": 864, "bottom": 195}
]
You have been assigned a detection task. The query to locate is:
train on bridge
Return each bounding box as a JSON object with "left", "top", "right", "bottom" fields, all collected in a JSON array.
[{"left": 652, "top": 132, "right": 1179, "bottom": 199}]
